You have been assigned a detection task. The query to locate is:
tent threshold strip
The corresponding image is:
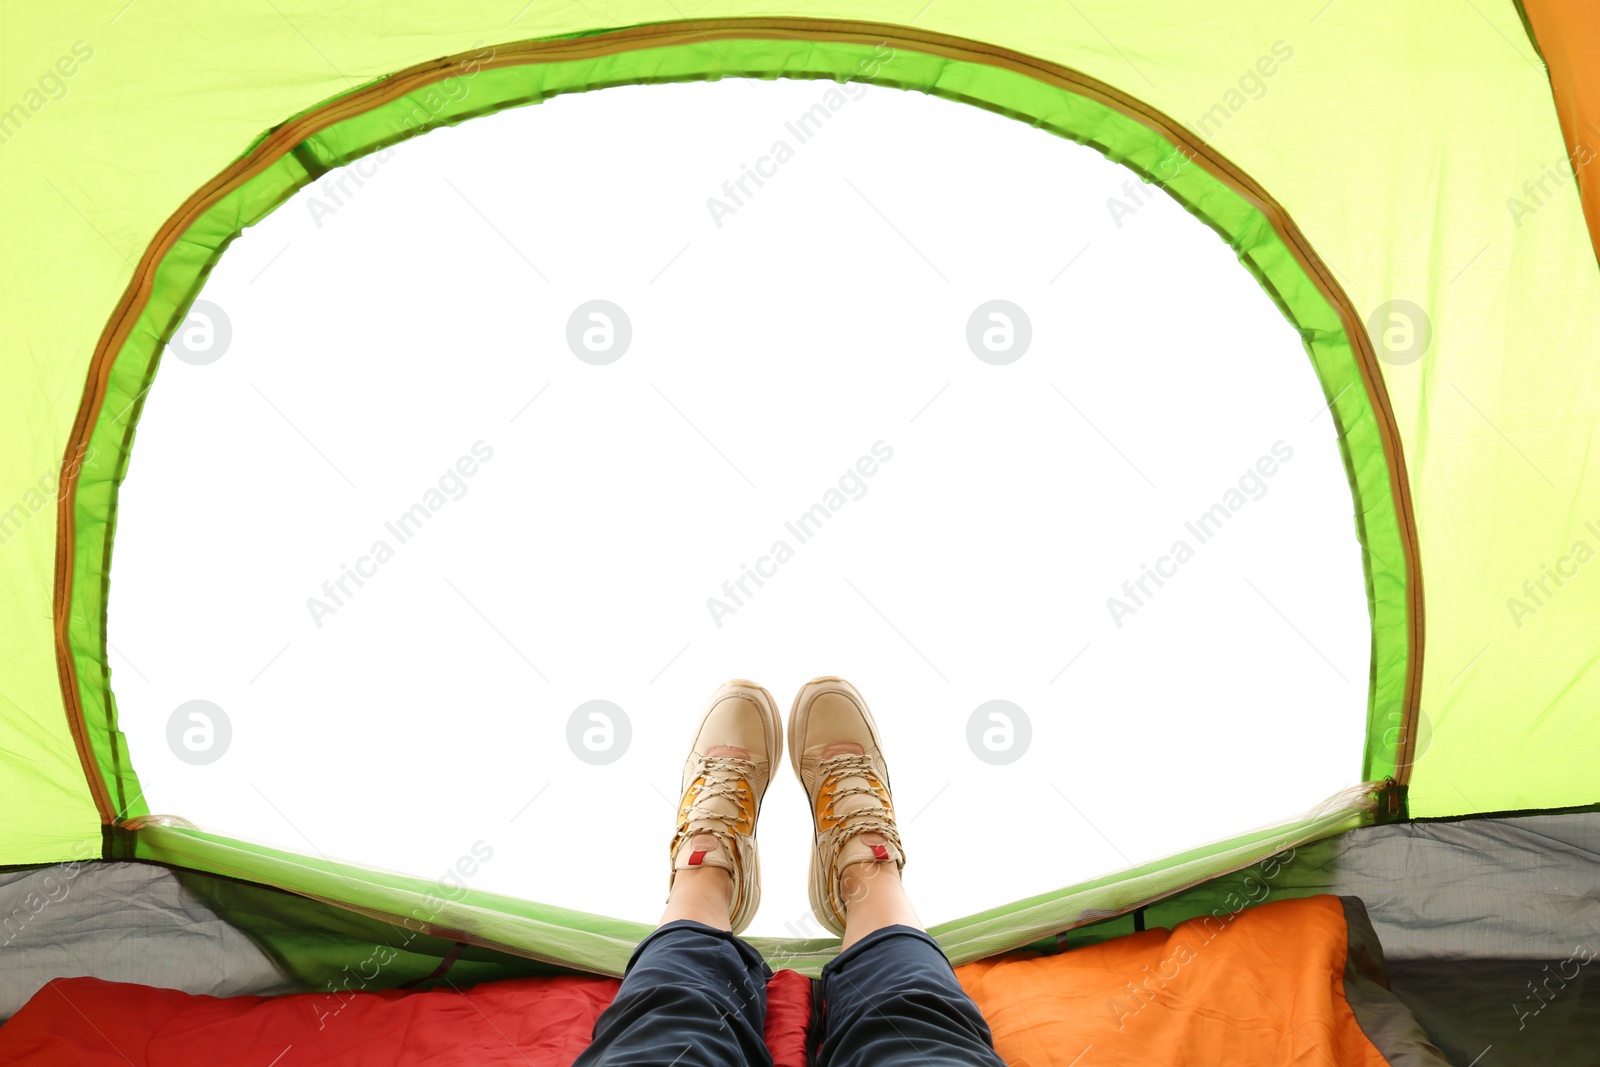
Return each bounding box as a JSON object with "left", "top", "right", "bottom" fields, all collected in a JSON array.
[{"left": 126, "top": 784, "right": 1379, "bottom": 978}]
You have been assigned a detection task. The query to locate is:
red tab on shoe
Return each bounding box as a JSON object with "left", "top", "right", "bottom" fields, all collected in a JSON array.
[
  {"left": 689, "top": 850, "right": 708, "bottom": 866},
  {"left": 871, "top": 844, "right": 889, "bottom": 860}
]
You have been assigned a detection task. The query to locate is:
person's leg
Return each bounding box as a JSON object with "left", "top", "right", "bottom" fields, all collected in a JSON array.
[
  {"left": 573, "top": 680, "right": 784, "bottom": 1067},
  {"left": 789, "top": 677, "right": 1006, "bottom": 1067},
  {"left": 837, "top": 837, "right": 922, "bottom": 953},
  {"left": 572, "top": 916, "right": 773, "bottom": 1067},
  {"left": 816, "top": 864, "right": 1005, "bottom": 1067}
]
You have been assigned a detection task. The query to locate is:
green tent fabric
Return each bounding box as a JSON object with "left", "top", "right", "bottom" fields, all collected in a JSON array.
[{"left": 2, "top": 1, "right": 1597, "bottom": 978}]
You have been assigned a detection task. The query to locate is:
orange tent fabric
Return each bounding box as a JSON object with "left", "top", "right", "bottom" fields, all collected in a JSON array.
[
  {"left": 1523, "top": 0, "right": 1600, "bottom": 265},
  {"left": 957, "top": 895, "right": 1397, "bottom": 1065}
]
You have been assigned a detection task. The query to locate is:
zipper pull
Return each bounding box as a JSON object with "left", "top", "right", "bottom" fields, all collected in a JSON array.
[{"left": 1375, "top": 776, "right": 1406, "bottom": 823}]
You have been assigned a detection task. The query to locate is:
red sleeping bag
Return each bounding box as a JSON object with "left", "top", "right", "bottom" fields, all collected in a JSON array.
[{"left": 0, "top": 969, "right": 813, "bottom": 1066}]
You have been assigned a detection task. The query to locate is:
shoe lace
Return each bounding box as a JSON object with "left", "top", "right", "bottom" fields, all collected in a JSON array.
[
  {"left": 818, "top": 753, "right": 903, "bottom": 897},
  {"left": 671, "top": 755, "right": 755, "bottom": 865}
]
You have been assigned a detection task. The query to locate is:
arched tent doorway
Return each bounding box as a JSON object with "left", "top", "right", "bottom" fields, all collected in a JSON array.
[
  {"left": 56, "top": 21, "right": 1418, "bottom": 972},
  {"left": 106, "top": 73, "right": 1371, "bottom": 932}
]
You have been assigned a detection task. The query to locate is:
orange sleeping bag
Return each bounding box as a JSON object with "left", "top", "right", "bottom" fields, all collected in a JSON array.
[{"left": 956, "top": 894, "right": 1441, "bottom": 1065}]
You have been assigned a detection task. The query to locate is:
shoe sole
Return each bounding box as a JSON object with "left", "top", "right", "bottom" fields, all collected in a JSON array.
[
  {"left": 787, "top": 675, "right": 889, "bottom": 938},
  {"left": 691, "top": 679, "right": 783, "bottom": 935}
]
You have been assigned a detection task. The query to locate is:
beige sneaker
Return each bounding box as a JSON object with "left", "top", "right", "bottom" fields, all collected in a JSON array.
[
  {"left": 788, "top": 676, "right": 906, "bottom": 936},
  {"left": 668, "top": 679, "right": 782, "bottom": 934}
]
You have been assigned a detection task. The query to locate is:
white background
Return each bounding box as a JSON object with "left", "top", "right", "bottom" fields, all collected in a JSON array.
[{"left": 108, "top": 77, "right": 1368, "bottom": 938}]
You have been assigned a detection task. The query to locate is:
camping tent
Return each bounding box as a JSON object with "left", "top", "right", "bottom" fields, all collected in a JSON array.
[{"left": 2, "top": 2, "right": 1597, "bottom": 1063}]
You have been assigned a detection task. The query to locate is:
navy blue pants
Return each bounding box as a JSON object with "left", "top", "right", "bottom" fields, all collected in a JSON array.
[{"left": 572, "top": 919, "right": 1008, "bottom": 1066}]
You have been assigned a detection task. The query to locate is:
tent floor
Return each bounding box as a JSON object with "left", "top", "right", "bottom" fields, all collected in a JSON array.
[{"left": 4, "top": 808, "right": 1598, "bottom": 1064}]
